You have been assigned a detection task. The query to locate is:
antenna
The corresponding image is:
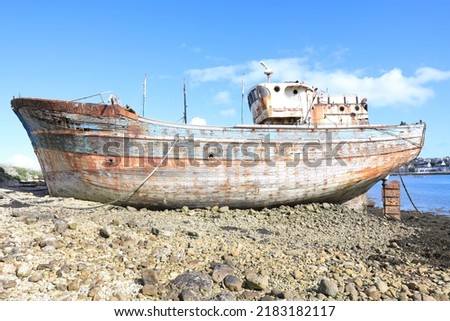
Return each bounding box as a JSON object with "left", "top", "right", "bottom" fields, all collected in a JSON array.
[
  {"left": 142, "top": 74, "right": 147, "bottom": 116},
  {"left": 183, "top": 79, "right": 187, "bottom": 124},
  {"left": 260, "top": 61, "right": 273, "bottom": 82},
  {"left": 241, "top": 74, "right": 245, "bottom": 124}
]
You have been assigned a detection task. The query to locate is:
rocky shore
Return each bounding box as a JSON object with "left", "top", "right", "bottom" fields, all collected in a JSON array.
[{"left": 0, "top": 187, "right": 449, "bottom": 301}]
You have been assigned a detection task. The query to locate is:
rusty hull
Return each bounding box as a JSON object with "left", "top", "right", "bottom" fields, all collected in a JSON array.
[{"left": 11, "top": 97, "right": 426, "bottom": 209}]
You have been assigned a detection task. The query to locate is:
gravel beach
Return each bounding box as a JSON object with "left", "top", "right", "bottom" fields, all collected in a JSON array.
[{"left": 0, "top": 186, "right": 449, "bottom": 301}]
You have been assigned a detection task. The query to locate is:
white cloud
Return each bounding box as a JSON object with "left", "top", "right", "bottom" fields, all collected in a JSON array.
[
  {"left": 213, "top": 91, "right": 231, "bottom": 104},
  {"left": 6, "top": 154, "right": 41, "bottom": 170},
  {"left": 181, "top": 43, "right": 201, "bottom": 54},
  {"left": 186, "top": 57, "right": 450, "bottom": 108},
  {"left": 191, "top": 117, "right": 207, "bottom": 125},
  {"left": 187, "top": 65, "right": 245, "bottom": 84},
  {"left": 220, "top": 108, "right": 236, "bottom": 116}
]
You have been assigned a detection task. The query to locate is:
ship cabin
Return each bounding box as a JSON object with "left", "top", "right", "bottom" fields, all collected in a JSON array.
[{"left": 247, "top": 81, "right": 369, "bottom": 126}]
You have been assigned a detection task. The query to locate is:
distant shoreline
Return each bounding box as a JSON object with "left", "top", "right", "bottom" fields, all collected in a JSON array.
[{"left": 391, "top": 172, "right": 450, "bottom": 176}]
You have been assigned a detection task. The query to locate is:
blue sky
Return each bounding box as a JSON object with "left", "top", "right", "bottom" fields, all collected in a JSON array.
[{"left": 1, "top": 0, "right": 449, "bottom": 169}]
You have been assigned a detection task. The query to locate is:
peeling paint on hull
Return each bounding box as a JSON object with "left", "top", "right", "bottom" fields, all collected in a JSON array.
[{"left": 11, "top": 98, "right": 425, "bottom": 209}]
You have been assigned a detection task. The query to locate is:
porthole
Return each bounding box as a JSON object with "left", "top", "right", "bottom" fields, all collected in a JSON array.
[
  {"left": 355, "top": 105, "right": 360, "bottom": 111},
  {"left": 274, "top": 86, "right": 280, "bottom": 92},
  {"left": 339, "top": 106, "right": 345, "bottom": 112}
]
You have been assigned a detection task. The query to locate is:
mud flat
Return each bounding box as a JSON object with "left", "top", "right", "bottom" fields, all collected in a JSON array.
[{"left": 0, "top": 187, "right": 449, "bottom": 301}]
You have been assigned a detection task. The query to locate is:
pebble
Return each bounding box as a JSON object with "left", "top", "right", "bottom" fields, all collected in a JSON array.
[
  {"left": 224, "top": 275, "right": 242, "bottom": 292},
  {"left": 1, "top": 188, "right": 449, "bottom": 301},
  {"left": 211, "top": 264, "right": 234, "bottom": 283},
  {"left": 376, "top": 280, "right": 389, "bottom": 293},
  {"left": 245, "top": 271, "right": 269, "bottom": 291},
  {"left": 317, "top": 278, "right": 339, "bottom": 297},
  {"left": 366, "top": 286, "right": 381, "bottom": 300},
  {"left": 99, "top": 226, "right": 112, "bottom": 238},
  {"left": 54, "top": 220, "right": 69, "bottom": 234},
  {"left": 3, "top": 280, "right": 17, "bottom": 289},
  {"left": 16, "top": 265, "right": 32, "bottom": 278},
  {"left": 28, "top": 273, "right": 43, "bottom": 283},
  {"left": 142, "top": 284, "right": 158, "bottom": 296}
]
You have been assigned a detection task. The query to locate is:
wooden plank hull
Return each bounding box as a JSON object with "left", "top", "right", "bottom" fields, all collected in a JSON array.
[{"left": 11, "top": 98, "right": 426, "bottom": 209}]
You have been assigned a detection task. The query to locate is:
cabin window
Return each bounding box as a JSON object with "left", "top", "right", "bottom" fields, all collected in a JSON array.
[
  {"left": 248, "top": 86, "right": 270, "bottom": 109},
  {"left": 257, "top": 87, "right": 270, "bottom": 98},
  {"left": 247, "top": 88, "right": 258, "bottom": 109}
]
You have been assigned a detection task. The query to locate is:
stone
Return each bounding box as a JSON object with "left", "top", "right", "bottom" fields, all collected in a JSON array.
[
  {"left": 142, "top": 284, "right": 158, "bottom": 296},
  {"left": 3, "top": 280, "right": 17, "bottom": 289},
  {"left": 28, "top": 273, "right": 43, "bottom": 283},
  {"left": 345, "top": 283, "right": 358, "bottom": 295},
  {"left": 88, "top": 285, "right": 101, "bottom": 297},
  {"left": 36, "top": 263, "right": 52, "bottom": 271},
  {"left": 67, "top": 281, "right": 80, "bottom": 291},
  {"left": 317, "top": 278, "right": 339, "bottom": 297},
  {"left": 16, "top": 264, "right": 32, "bottom": 278},
  {"left": 212, "top": 264, "right": 234, "bottom": 283},
  {"left": 54, "top": 219, "right": 69, "bottom": 234},
  {"left": 151, "top": 227, "right": 174, "bottom": 237},
  {"left": 54, "top": 282, "right": 68, "bottom": 291},
  {"left": 170, "top": 271, "right": 213, "bottom": 293},
  {"left": 186, "top": 231, "right": 199, "bottom": 238},
  {"left": 179, "top": 289, "right": 199, "bottom": 301},
  {"left": 422, "top": 294, "right": 436, "bottom": 301},
  {"left": 375, "top": 280, "right": 389, "bottom": 293},
  {"left": 366, "top": 286, "right": 381, "bottom": 300},
  {"left": 398, "top": 292, "right": 409, "bottom": 301},
  {"left": 113, "top": 292, "right": 130, "bottom": 301},
  {"left": 39, "top": 237, "right": 61, "bottom": 249},
  {"left": 68, "top": 222, "right": 78, "bottom": 230},
  {"left": 224, "top": 275, "right": 242, "bottom": 292},
  {"left": 181, "top": 206, "right": 189, "bottom": 214},
  {"left": 209, "top": 290, "right": 237, "bottom": 301},
  {"left": 141, "top": 269, "right": 159, "bottom": 286},
  {"left": 245, "top": 271, "right": 269, "bottom": 291},
  {"left": 240, "top": 290, "right": 262, "bottom": 301},
  {"left": 42, "top": 245, "right": 56, "bottom": 252},
  {"left": 99, "top": 226, "right": 112, "bottom": 238},
  {"left": 323, "top": 202, "right": 332, "bottom": 210},
  {"left": 218, "top": 206, "right": 229, "bottom": 213},
  {"left": 293, "top": 270, "right": 303, "bottom": 279}
]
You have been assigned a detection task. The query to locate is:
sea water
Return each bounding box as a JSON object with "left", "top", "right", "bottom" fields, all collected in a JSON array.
[{"left": 367, "top": 174, "right": 450, "bottom": 216}]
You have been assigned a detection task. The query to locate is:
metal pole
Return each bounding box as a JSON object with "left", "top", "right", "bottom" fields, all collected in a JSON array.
[
  {"left": 241, "top": 74, "right": 245, "bottom": 124},
  {"left": 183, "top": 79, "right": 187, "bottom": 124},
  {"left": 142, "top": 74, "right": 147, "bottom": 117}
]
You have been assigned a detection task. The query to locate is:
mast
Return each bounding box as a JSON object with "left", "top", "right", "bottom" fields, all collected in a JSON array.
[
  {"left": 183, "top": 78, "right": 187, "bottom": 124},
  {"left": 142, "top": 74, "right": 147, "bottom": 117},
  {"left": 241, "top": 74, "right": 245, "bottom": 124}
]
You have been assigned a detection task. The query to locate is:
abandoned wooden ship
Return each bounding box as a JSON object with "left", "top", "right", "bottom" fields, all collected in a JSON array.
[{"left": 11, "top": 66, "right": 425, "bottom": 209}]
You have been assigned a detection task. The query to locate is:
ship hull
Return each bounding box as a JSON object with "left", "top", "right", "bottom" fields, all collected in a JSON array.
[{"left": 12, "top": 98, "right": 426, "bottom": 209}]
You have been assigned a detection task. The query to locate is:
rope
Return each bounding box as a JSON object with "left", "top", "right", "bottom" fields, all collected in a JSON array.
[
  {"left": 0, "top": 139, "right": 179, "bottom": 210},
  {"left": 398, "top": 172, "right": 423, "bottom": 215}
]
